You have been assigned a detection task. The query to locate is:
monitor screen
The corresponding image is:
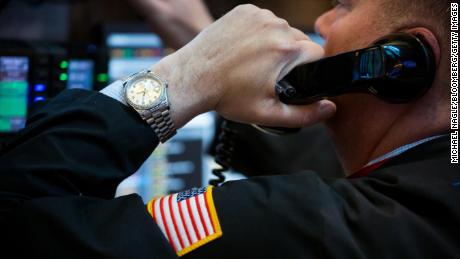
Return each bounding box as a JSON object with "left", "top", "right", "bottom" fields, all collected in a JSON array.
[
  {"left": 107, "top": 33, "right": 164, "bottom": 82},
  {"left": 0, "top": 56, "right": 29, "bottom": 133},
  {"left": 116, "top": 113, "right": 216, "bottom": 201},
  {"left": 66, "top": 59, "right": 94, "bottom": 90}
]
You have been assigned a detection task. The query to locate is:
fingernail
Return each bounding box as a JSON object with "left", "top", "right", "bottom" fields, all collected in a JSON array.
[{"left": 319, "top": 100, "right": 335, "bottom": 116}]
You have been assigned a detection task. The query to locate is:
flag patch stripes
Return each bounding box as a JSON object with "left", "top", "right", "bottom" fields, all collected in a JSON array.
[{"left": 147, "top": 186, "right": 222, "bottom": 256}]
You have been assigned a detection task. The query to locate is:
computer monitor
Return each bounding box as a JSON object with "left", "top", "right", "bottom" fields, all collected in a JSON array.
[
  {"left": 0, "top": 42, "right": 102, "bottom": 138},
  {"left": 66, "top": 59, "right": 95, "bottom": 90},
  {"left": 116, "top": 113, "right": 216, "bottom": 201},
  {"left": 106, "top": 31, "right": 164, "bottom": 82},
  {"left": 0, "top": 56, "right": 29, "bottom": 133}
]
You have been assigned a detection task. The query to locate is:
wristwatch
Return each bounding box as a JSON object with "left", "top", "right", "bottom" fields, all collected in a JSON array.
[{"left": 123, "top": 70, "right": 176, "bottom": 143}]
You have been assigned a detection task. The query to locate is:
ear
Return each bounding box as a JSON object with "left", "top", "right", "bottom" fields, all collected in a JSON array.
[{"left": 403, "top": 27, "right": 441, "bottom": 67}]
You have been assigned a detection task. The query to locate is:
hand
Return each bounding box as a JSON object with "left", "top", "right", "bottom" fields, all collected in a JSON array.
[
  {"left": 152, "top": 5, "right": 336, "bottom": 129},
  {"left": 128, "top": 0, "right": 213, "bottom": 49}
]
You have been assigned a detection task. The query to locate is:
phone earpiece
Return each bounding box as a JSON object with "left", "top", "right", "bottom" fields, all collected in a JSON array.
[
  {"left": 276, "top": 33, "right": 436, "bottom": 104},
  {"left": 255, "top": 33, "right": 436, "bottom": 136}
]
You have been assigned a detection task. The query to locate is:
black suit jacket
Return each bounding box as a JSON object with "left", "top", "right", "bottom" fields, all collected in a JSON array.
[{"left": 0, "top": 90, "right": 459, "bottom": 258}]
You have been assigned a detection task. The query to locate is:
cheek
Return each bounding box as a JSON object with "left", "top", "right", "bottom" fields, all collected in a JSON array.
[
  {"left": 322, "top": 23, "right": 353, "bottom": 56},
  {"left": 322, "top": 18, "right": 369, "bottom": 56},
  {"left": 322, "top": 12, "right": 389, "bottom": 56}
]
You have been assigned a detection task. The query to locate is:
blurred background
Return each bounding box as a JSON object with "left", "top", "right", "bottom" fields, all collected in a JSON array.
[{"left": 0, "top": 0, "right": 338, "bottom": 201}]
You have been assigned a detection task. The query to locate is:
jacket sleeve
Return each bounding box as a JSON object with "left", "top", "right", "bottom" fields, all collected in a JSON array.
[
  {"left": 0, "top": 89, "right": 177, "bottom": 258},
  {"left": 183, "top": 168, "right": 459, "bottom": 259}
]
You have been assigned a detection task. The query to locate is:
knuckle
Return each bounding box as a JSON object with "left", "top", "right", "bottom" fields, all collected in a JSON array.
[
  {"left": 274, "top": 18, "right": 289, "bottom": 28},
  {"left": 236, "top": 4, "right": 258, "bottom": 13},
  {"left": 272, "top": 40, "right": 298, "bottom": 54},
  {"left": 300, "top": 111, "right": 314, "bottom": 126},
  {"left": 257, "top": 9, "right": 276, "bottom": 22},
  {"left": 260, "top": 8, "right": 275, "bottom": 17}
]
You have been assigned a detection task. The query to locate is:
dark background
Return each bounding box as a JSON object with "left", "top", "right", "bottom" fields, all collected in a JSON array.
[{"left": 0, "top": 0, "right": 333, "bottom": 44}]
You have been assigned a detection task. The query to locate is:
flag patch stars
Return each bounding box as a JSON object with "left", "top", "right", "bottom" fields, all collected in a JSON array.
[{"left": 147, "top": 186, "right": 222, "bottom": 256}]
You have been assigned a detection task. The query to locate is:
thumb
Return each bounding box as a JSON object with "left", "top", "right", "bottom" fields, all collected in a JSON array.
[{"left": 266, "top": 99, "right": 336, "bottom": 128}]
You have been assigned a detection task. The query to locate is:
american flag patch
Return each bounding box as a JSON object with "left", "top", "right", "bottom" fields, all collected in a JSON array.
[{"left": 147, "top": 186, "right": 222, "bottom": 256}]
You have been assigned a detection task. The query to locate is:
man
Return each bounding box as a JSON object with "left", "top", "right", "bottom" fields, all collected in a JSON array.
[
  {"left": 0, "top": 5, "right": 333, "bottom": 258},
  {"left": 315, "top": 0, "right": 450, "bottom": 174},
  {"left": 0, "top": 2, "right": 458, "bottom": 259},
  {"left": 127, "top": 0, "right": 343, "bottom": 177}
]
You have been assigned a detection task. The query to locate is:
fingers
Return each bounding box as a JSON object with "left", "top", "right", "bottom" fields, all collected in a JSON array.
[
  {"left": 267, "top": 38, "right": 331, "bottom": 128},
  {"left": 295, "top": 40, "right": 325, "bottom": 63},
  {"left": 257, "top": 99, "right": 336, "bottom": 128},
  {"left": 277, "top": 40, "right": 325, "bottom": 81}
]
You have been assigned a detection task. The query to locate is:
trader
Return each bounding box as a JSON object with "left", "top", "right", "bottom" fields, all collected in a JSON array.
[
  {"left": 127, "top": 0, "right": 343, "bottom": 177},
  {"left": 1, "top": 2, "right": 459, "bottom": 259}
]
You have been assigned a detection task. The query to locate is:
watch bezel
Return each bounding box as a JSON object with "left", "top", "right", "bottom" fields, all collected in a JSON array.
[{"left": 124, "top": 72, "right": 167, "bottom": 110}]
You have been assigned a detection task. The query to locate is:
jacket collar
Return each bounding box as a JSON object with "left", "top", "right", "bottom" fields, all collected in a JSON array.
[{"left": 348, "top": 134, "right": 449, "bottom": 178}]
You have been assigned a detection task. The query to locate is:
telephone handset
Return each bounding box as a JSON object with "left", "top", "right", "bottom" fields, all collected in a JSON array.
[
  {"left": 210, "top": 33, "right": 436, "bottom": 186},
  {"left": 276, "top": 33, "right": 436, "bottom": 104}
]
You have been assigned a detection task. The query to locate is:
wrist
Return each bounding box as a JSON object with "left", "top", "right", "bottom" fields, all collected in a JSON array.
[{"left": 150, "top": 53, "right": 207, "bottom": 129}]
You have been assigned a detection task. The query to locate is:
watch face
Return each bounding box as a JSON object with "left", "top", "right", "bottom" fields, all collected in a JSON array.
[{"left": 125, "top": 75, "right": 164, "bottom": 109}]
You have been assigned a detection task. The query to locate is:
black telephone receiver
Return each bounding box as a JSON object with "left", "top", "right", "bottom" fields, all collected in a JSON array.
[
  {"left": 211, "top": 33, "right": 436, "bottom": 186},
  {"left": 276, "top": 33, "right": 436, "bottom": 105}
]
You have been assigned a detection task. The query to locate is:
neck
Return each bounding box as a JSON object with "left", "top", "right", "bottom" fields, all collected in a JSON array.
[{"left": 326, "top": 90, "right": 449, "bottom": 176}]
